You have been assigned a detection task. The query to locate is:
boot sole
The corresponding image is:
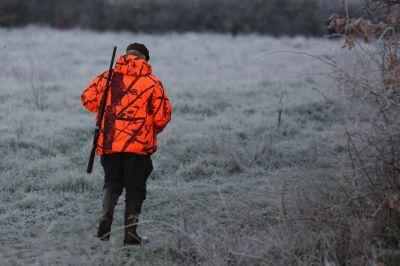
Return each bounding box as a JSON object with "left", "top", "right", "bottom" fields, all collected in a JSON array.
[{"left": 123, "top": 236, "right": 149, "bottom": 245}]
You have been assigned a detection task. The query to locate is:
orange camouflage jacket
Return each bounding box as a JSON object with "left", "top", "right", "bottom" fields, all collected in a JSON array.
[{"left": 81, "top": 55, "right": 172, "bottom": 155}]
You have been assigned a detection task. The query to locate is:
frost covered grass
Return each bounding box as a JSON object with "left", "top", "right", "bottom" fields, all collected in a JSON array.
[{"left": 0, "top": 26, "right": 346, "bottom": 265}]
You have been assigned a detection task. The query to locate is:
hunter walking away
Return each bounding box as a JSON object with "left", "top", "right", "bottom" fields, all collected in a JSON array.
[{"left": 81, "top": 43, "right": 172, "bottom": 245}]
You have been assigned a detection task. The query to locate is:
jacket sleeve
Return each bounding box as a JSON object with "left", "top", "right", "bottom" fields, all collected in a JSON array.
[
  {"left": 152, "top": 82, "right": 172, "bottom": 134},
  {"left": 80, "top": 72, "right": 108, "bottom": 113}
]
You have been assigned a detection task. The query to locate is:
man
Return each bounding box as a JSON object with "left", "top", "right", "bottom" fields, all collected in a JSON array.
[{"left": 80, "top": 43, "right": 172, "bottom": 245}]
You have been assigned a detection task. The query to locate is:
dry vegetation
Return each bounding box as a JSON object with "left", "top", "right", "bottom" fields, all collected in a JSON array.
[
  {"left": 280, "top": 1, "right": 400, "bottom": 264},
  {"left": 1, "top": 2, "right": 399, "bottom": 264},
  {"left": 0, "top": 27, "right": 345, "bottom": 265}
]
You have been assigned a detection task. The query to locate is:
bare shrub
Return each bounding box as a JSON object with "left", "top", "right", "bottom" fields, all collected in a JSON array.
[{"left": 278, "top": 1, "right": 400, "bottom": 265}]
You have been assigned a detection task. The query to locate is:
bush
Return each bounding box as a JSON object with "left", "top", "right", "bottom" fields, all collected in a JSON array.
[{"left": 277, "top": 1, "right": 400, "bottom": 264}]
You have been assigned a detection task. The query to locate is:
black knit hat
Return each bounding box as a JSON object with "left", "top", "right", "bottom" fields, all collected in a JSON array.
[{"left": 126, "top": 43, "right": 150, "bottom": 61}]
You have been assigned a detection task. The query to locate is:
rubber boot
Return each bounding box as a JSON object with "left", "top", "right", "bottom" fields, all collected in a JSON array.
[
  {"left": 123, "top": 202, "right": 148, "bottom": 245},
  {"left": 97, "top": 185, "right": 122, "bottom": 241}
]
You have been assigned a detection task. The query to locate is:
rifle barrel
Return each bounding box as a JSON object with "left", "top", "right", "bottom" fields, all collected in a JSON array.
[{"left": 86, "top": 46, "right": 117, "bottom": 174}]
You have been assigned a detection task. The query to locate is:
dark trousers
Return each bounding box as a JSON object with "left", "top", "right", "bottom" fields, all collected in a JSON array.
[{"left": 100, "top": 153, "right": 153, "bottom": 203}]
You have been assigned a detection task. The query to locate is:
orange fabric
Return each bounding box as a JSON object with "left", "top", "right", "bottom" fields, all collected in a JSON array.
[{"left": 81, "top": 55, "right": 172, "bottom": 155}]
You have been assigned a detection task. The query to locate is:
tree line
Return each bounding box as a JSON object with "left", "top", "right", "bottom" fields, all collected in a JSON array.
[{"left": 0, "top": 0, "right": 340, "bottom": 36}]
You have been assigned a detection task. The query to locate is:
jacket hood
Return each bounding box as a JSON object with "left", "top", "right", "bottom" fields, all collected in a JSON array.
[{"left": 114, "top": 55, "right": 152, "bottom": 76}]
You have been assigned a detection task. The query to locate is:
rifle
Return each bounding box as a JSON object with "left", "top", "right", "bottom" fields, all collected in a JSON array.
[{"left": 86, "top": 46, "right": 117, "bottom": 174}]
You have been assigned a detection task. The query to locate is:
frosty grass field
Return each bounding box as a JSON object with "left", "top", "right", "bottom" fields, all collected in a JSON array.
[{"left": 0, "top": 26, "right": 347, "bottom": 265}]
